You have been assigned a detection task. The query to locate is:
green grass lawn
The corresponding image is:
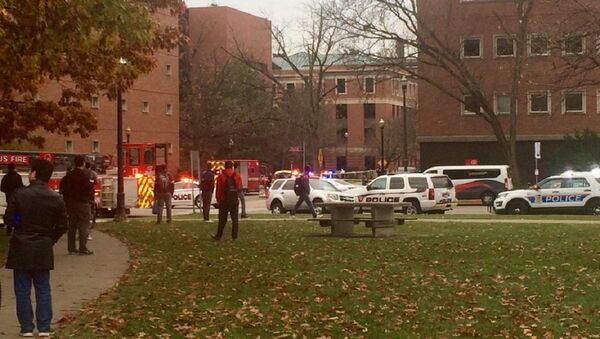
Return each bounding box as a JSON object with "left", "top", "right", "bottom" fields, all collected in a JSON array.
[
  {"left": 37, "top": 219, "right": 598, "bottom": 338},
  {"left": 1, "top": 218, "right": 599, "bottom": 337}
]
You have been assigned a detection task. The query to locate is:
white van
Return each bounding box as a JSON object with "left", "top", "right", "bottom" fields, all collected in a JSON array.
[{"left": 424, "top": 165, "right": 513, "bottom": 205}]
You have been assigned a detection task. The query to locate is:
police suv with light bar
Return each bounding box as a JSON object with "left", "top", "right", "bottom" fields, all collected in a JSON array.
[{"left": 493, "top": 171, "right": 600, "bottom": 215}]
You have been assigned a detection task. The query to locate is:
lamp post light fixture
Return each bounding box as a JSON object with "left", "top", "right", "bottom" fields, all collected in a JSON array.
[
  {"left": 126, "top": 127, "right": 131, "bottom": 144},
  {"left": 379, "top": 118, "right": 385, "bottom": 174},
  {"left": 344, "top": 131, "right": 349, "bottom": 170},
  {"left": 400, "top": 75, "right": 409, "bottom": 172},
  {"left": 115, "top": 58, "right": 128, "bottom": 222}
]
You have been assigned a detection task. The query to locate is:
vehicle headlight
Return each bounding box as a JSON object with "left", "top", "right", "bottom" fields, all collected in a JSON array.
[
  {"left": 327, "top": 193, "right": 339, "bottom": 200},
  {"left": 496, "top": 192, "right": 508, "bottom": 199}
]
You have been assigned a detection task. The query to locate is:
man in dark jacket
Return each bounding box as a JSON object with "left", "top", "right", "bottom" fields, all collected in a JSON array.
[
  {"left": 291, "top": 165, "right": 317, "bottom": 218},
  {"left": 1, "top": 162, "right": 24, "bottom": 232},
  {"left": 154, "top": 165, "right": 174, "bottom": 224},
  {"left": 212, "top": 161, "right": 241, "bottom": 240},
  {"left": 5, "top": 158, "right": 68, "bottom": 337},
  {"left": 61, "top": 155, "right": 94, "bottom": 255},
  {"left": 200, "top": 168, "right": 215, "bottom": 222}
]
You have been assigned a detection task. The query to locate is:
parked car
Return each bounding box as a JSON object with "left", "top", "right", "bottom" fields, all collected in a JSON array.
[
  {"left": 266, "top": 178, "right": 354, "bottom": 214},
  {"left": 345, "top": 173, "right": 457, "bottom": 214},
  {"left": 494, "top": 170, "right": 600, "bottom": 215},
  {"left": 171, "top": 180, "right": 207, "bottom": 208},
  {"left": 424, "top": 165, "right": 513, "bottom": 205}
]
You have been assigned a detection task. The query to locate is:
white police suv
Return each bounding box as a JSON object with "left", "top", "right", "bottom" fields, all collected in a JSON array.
[{"left": 494, "top": 171, "right": 600, "bottom": 215}]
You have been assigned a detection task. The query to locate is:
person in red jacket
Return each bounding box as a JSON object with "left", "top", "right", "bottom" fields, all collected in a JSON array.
[{"left": 212, "top": 161, "right": 242, "bottom": 240}]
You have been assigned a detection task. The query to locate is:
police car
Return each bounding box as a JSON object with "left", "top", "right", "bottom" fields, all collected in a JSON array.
[
  {"left": 171, "top": 180, "right": 203, "bottom": 208},
  {"left": 494, "top": 171, "right": 600, "bottom": 215}
]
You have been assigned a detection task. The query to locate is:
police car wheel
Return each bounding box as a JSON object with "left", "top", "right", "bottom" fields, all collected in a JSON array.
[
  {"left": 270, "top": 200, "right": 284, "bottom": 214},
  {"left": 586, "top": 200, "right": 600, "bottom": 216},
  {"left": 313, "top": 198, "right": 324, "bottom": 214},
  {"left": 194, "top": 195, "right": 202, "bottom": 209},
  {"left": 404, "top": 200, "right": 421, "bottom": 215},
  {"left": 507, "top": 200, "right": 528, "bottom": 215}
]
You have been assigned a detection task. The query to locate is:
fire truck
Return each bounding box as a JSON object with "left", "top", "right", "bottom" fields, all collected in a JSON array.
[
  {"left": 0, "top": 150, "right": 138, "bottom": 216},
  {"left": 121, "top": 143, "right": 170, "bottom": 208},
  {"left": 208, "top": 160, "right": 262, "bottom": 193}
]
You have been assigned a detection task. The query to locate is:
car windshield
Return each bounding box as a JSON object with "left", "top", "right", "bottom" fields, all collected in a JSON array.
[
  {"left": 310, "top": 179, "right": 340, "bottom": 191},
  {"left": 431, "top": 176, "right": 453, "bottom": 188}
]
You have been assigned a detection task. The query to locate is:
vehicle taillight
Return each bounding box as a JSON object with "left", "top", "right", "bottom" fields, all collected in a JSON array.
[
  {"left": 428, "top": 188, "right": 435, "bottom": 200},
  {"left": 504, "top": 178, "right": 508, "bottom": 190}
]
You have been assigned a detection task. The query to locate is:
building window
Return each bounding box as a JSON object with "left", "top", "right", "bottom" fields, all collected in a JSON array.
[
  {"left": 392, "top": 105, "right": 397, "bottom": 119},
  {"left": 142, "top": 101, "right": 150, "bottom": 113},
  {"left": 563, "top": 91, "right": 585, "bottom": 114},
  {"left": 336, "top": 128, "right": 348, "bottom": 140},
  {"left": 336, "top": 104, "right": 348, "bottom": 119},
  {"left": 92, "top": 141, "right": 100, "bottom": 153},
  {"left": 529, "top": 34, "right": 549, "bottom": 56},
  {"left": 66, "top": 140, "right": 73, "bottom": 153},
  {"left": 495, "top": 36, "right": 515, "bottom": 57},
  {"left": 364, "top": 127, "right": 376, "bottom": 141},
  {"left": 563, "top": 35, "right": 585, "bottom": 55},
  {"left": 286, "top": 83, "right": 295, "bottom": 91},
  {"left": 336, "top": 78, "right": 346, "bottom": 94},
  {"left": 494, "top": 94, "right": 512, "bottom": 115},
  {"left": 529, "top": 91, "right": 551, "bottom": 114},
  {"left": 462, "top": 94, "right": 480, "bottom": 115},
  {"left": 462, "top": 37, "right": 482, "bottom": 58},
  {"left": 364, "top": 103, "right": 376, "bottom": 119},
  {"left": 166, "top": 103, "right": 173, "bottom": 115},
  {"left": 364, "top": 156, "right": 376, "bottom": 170},
  {"left": 364, "top": 77, "right": 375, "bottom": 93},
  {"left": 91, "top": 95, "right": 99, "bottom": 109},
  {"left": 166, "top": 64, "right": 172, "bottom": 76},
  {"left": 121, "top": 99, "right": 127, "bottom": 111}
]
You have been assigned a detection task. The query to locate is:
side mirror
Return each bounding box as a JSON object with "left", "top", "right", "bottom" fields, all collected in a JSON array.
[
  {"left": 529, "top": 184, "right": 540, "bottom": 190},
  {"left": 366, "top": 185, "right": 373, "bottom": 191}
]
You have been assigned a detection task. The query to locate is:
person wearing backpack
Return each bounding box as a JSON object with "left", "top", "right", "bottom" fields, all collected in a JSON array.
[
  {"left": 153, "top": 165, "right": 174, "bottom": 224},
  {"left": 212, "top": 161, "right": 241, "bottom": 240},
  {"left": 291, "top": 165, "right": 317, "bottom": 218}
]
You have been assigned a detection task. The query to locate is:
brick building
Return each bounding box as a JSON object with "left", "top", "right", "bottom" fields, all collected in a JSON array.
[
  {"left": 13, "top": 10, "right": 180, "bottom": 174},
  {"left": 417, "top": 0, "right": 600, "bottom": 181},
  {"left": 273, "top": 54, "right": 418, "bottom": 172},
  {"left": 186, "top": 5, "right": 272, "bottom": 74}
]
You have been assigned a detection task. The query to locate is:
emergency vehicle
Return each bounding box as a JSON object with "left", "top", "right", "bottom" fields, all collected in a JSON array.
[
  {"left": 0, "top": 149, "right": 138, "bottom": 216},
  {"left": 208, "top": 160, "right": 262, "bottom": 193},
  {"left": 494, "top": 170, "right": 600, "bottom": 215}
]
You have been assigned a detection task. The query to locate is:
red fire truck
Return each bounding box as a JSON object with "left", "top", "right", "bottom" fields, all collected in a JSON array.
[{"left": 208, "top": 160, "right": 262, "bottom": 193}]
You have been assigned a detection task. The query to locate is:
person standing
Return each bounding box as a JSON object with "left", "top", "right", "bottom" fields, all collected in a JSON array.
[
  {"left": 154, "top": 165, "right": 174, "bottom": 224},
  {"left": 291, "top": 165, "right": 317, "bottom": 218},
  {"left": 212, "top": 161, "right": 241, "bottom": 240},
  {"left": 5, "top": 158, "right": 68, "bottom": 337},
  {"left": 1, "top": 162, "right": 24, "bottom": 234},
  {"left": 61, "top": 155, "right": 94, "bottom": 255},
  {"left": 200, "top": 168, "right": 215, "bottom": 222}
]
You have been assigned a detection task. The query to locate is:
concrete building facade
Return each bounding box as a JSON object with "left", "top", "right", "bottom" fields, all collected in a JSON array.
[{"left": 417, "top": 0, "right": 600, "bottom": 181}]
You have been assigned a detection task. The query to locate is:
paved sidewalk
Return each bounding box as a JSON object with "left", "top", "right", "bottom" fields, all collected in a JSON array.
[{"left": 0, "top": 230, "right": 129, "bottom": 338}]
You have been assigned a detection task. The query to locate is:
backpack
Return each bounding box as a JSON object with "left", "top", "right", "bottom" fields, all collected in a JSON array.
[
  {"left": 294, "top": 176, "right": 304, "bottom": 196},
  {"left": 224, "top": 173, "right": 239, "bottom": 204},
  {"left": 157, "top": 173, "right": 169, "bottom": 193}
]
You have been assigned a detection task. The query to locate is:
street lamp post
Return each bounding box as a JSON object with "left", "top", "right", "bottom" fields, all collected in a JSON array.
[
  {"left": 115, "top": 58, "right": 127, "bottom": 222},
  {"left": 401, "top": 75, "right": 409, "bottom": 172},
  {"left": 379, "top": 118, "right": 385, "bottom": 174},
  {"left": 344, "top": 131, "right": 348, "bottom": 170}
]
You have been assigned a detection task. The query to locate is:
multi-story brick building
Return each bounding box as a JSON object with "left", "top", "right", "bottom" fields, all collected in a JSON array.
[
  {"left": 273, "top": 54, "right": 418, "bottom": 172},
  {"left": 417, "top": 0, "right": 600, "bottom": 181},
  {"left": 9, "top": 10, "right": 180, "bottom": 174}
]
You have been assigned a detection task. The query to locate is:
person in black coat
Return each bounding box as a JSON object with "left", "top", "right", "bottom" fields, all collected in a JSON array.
[
  {"left": 1, "top": 162, "right": 24, "bottom": 233},
  {"left": 5, "top": 159, "right": 68, "bottom": 337},
  {"left": 61, "top": 155, "right": 94, "bottom": 255}
]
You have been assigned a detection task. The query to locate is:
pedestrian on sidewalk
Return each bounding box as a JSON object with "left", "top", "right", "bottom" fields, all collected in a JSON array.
[
  {"left": 1, "top": 162, "right": 24, "bottom": 235},
  {"left": 212, "top": 161, "right": 241, "bottom": 240},
  {"left": 291, "top": 165, "right": 317, "bottom": 218},
  {"left": 4, "top": 158, "right": 68, "bottom": 337},
  {"left": 200, "top": 167, "right": 215, "bottom": 222},
  {"left": 61, "top": 155, "right": 94, "bottom": 255},
  {"left": 234, "top": 162, "right": 248, "bottom": 218},
  {"left": 154, "top": 165, "right": 174, "bottom": 224}
]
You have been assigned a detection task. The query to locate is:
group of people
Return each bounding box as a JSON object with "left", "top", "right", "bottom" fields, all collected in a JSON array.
[{"left": 1, "top": 155, "right": 98, "bottom": 337}]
